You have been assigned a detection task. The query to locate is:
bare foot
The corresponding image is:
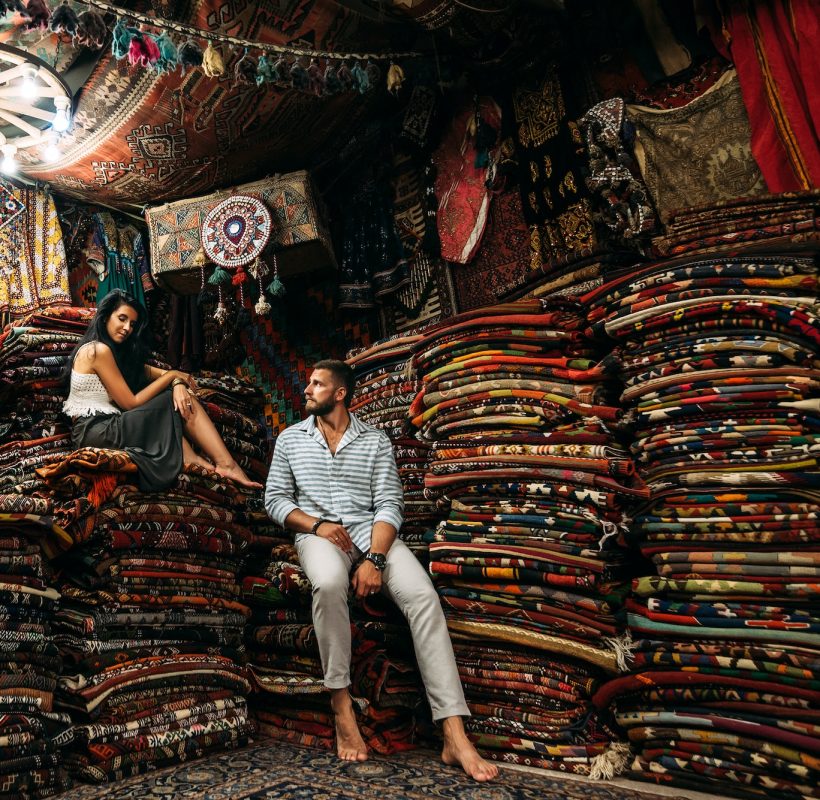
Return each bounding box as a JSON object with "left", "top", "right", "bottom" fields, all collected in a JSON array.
[
  {"left": 185, "top": 454, "right": 213, "bottom": 470},
  {"left": 214, "top": 461, "right": 263, "bottom": 489},
  {"left": 331, "top": 693, "right": 368, "bottom": 762},
  {"left": 441, "top": 717, "right": 498, "bottom": 782}
]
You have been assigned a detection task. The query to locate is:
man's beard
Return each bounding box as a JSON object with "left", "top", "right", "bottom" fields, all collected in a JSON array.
[{"left": 307, "top": 397, "right": 336, "bottom": 417}]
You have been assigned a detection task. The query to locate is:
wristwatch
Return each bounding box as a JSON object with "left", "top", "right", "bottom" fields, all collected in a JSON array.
[
  {"left": 364, "top": 552, "right": 386, "bottom": 571},
  {"left": 310, "top": 518, "right": 330, "bottom": 535}
]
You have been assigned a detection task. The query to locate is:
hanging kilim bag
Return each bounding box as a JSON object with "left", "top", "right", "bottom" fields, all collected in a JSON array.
[{"left": 145, "top": 170, "right": 335, "bottom": 294}]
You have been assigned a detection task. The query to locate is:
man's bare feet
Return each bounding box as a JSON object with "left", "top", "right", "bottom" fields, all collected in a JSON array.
[
  {"left": 214, "top": 461, "right": 263, "bottom": 489},
  {"left": 440, "top": 716, "right": 498, "bottom": 782},
  {"left": 331, "top": 689, "right": 368, "bottom": 762}
]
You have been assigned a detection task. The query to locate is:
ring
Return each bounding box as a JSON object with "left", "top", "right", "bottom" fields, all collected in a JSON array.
[{"left": 187, "top": 402, "right": 193, "bottom": 408}]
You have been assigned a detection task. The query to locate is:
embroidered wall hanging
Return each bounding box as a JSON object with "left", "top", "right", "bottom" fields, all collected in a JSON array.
[
  {"left": 201, "top": 195, "right": 272, "bottom": 268},
  {"left": 0, "top": 183, "right": 25, "bottom": 231}
]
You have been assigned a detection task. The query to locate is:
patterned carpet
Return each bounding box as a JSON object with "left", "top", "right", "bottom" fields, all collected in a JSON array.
[{"left": 58, "top": 739, "right": 698, "bottom": 800}]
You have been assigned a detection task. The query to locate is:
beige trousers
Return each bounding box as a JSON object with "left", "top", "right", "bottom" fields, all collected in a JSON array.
[{"left": 295, "top": 534, "right": 470, "bottom": 721}]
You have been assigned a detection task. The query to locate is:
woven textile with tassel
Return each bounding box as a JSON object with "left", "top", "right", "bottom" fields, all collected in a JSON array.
[{"left": 145, "top": 171, "right": 335, "bottom": 295}]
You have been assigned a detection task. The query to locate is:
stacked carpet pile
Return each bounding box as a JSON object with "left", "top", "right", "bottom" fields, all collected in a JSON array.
[
  {"left": 348, "top": 332, "right": 435, "bottom": 561},
  {"left": 243, "top": 538, "right": 423, "bottom": 754},
  {"left": 584, "top": 246, "right": 820, "bottom": 799},
  {"left": 0, "top": 527, "right": 72, "bottom": 799},
  {"left": 0, "top": 307, "right": 103, "bottom": 798},
  {"left": 29, "top": 375, "right": 271, "bottom": 784},
  {"left": 407, "top": 299, "right": 648, "bottom": 775}
]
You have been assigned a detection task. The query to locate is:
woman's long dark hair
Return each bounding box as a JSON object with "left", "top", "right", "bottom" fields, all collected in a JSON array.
[{"left": 63, "top": 289, "right": 150, "bottom": 393}]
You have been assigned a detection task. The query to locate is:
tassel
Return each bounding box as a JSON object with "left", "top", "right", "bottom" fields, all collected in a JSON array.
[
  {"left": 269, "top": 54, "right": 288, "bottom": 83},
  {"left": 307, "top": 58, "right": 324, "bottom": 96},
  {"left": 337, "top": 61, "right": 354, "bottom": 92},
  {"left": 50, "top": 0, "right": 78, "bottom": 36},
  {"left": 0, "top": 0, "right": 26, "bottom": 17},
  {"left": 267, "top": 254, "right": 285, "bottom": 297},
  {"left": 290, "top": 58, "right": 309, "bottom": 91},
  {"left": 233, "top": 48, "right": 257, "bottom": 85},
  {"left": 267, "top": 273, "right": 285, "bottom": 297},
  {"left": 474, "top": 115, "right": 498, "bottom": 168},
  {"left": 323, "top": 62, "right": 342, "bottom": 95},
  {"left": 387, "top": 62, "right": 404, "bottom": 94},
  {"left": 197, "top": 262, "right": 212, "bottom": 306},
  {"left": 207, "top": 265, "right": 231, "bottom": 285},
  {"left": 128, "top": 31, "right": 161, "bottom": 68},
  {"left": 213, "top": 301, "right": 228, "bottom": 325},
  {"left": 256, "top": 54, "right": 273, "bottom": 84},
  {"left": 192, "top": 246, "right": 207, "bottom": 268},
  {"left": 178, "top": 39, "right": 203, "bottom": 72},
  {"left": 350, "top": 61, "right": 368, "bottom": 93},
  {"left": 154, "top": 32, "right": 179, "bottom": 73},
  {"left": 364, "top": 60, "right": 380, "bottom": 90},
  {"left": 111, "top": 20, "right": 131, "bottom": 59},
  {"left": 202, "top": 42, "right": 225, "bottom": 77},
  {"left": 88, "top": 472, "right": 119, "bottom": 509},
  {"left": 255, "top": 293, "right": 271, "bottom": 315},
  {"left": 230, "top": 269, "right": 247, "bottom": 287},
  {"left": 75, "top": 9, "right": 107, "bottom": 49},
  {"left": 22, "top": 0, "right": 50, "bottom": 29}
]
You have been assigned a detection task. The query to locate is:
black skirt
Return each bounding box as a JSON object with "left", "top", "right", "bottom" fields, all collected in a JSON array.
[{"left": 71, "top": 391, "right": 183, "bottom": 492}]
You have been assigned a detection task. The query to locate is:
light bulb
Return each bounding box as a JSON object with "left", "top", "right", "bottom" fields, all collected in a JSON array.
[
  {"left": 1, "top": 146, "right": 17, "bottom": 174},
  {"left": 52, "top": 97, "right": 71, "bottom": 133},
  {"left": 19, "top": 67, "right": 40, "bottom": 100}
]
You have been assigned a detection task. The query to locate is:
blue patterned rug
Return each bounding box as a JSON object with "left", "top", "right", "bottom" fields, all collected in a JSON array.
[{"left": 58, "top": 739, "right": 694, "bottom": 800}]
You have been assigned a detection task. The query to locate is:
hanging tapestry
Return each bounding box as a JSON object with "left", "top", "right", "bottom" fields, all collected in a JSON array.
[
  {"left": 452, "top": 190, "right": 530, "bottom": 311},
  {"left": 0, "top": 185, "right": 71, "bottom": 318},
  {"left": 432, "top": 94, "right": 501, "bottom": 264},
  {"left": 146, "top": 171, "right": 334, "bottom": 295},
  {"left": 85, "top": 212, "right": 153, "bottom": 307},
  {"left": 503, "top": 64, "right": 600, "bottom": 279},
  {"left": 18, "top": 1, "right": 389, "bottom": 208},
  {"left": 0, "top": 183, "right": 24, "bottom": 230},
  {"left": 201, "top": 196, "right": 272, "bottom": 268},
  {"left": 721, "top": 0, "right": 820, "bottom": 192},
  {"left": 378, "top": 253, "right": 457, "bottom": 336},
  {"left": 626, "top": 69, "right": 767, "bottom": 223},
  {"left": 337, "top": 178, "right": 410, "bottom": 310}
]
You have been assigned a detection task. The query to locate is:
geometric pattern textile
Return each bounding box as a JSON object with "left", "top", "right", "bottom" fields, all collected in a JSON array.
[
  {"left": 627, "top": 69, "right": 767, "bottom": 223},
  {"left": 59, "top": 739, "right": 692, "bottom": 800}
]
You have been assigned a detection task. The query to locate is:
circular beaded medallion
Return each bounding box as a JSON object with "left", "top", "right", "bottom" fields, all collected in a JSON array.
[{"left": 201, "top": 194, "right": 272, "bottom": 267}]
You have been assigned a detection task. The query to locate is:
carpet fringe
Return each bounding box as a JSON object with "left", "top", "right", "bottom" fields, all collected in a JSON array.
[
  {"left": 604, "top": 630, "right": 635, "bottom": 672},
  {"left": 588, "top": 741, "right": 632, "bottom": 781}
]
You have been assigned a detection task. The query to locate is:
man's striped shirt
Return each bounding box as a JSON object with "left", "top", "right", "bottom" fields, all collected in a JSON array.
[{"left": 265, "top": 413, "right": 404, "bottom": 552}]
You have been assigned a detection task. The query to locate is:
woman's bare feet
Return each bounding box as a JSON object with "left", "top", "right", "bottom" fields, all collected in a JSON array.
[
  {"left": 331, "top": 690, "right": 368, "bottom": 762},
  {"left": 214, "top": 461, "right": 263, "bottom": 489},
  {"left": 441, "top": 716, "right": 498, "bottom": 781},
  {"left": 185, "top": 454, "right": 213, "bottom": 470}
]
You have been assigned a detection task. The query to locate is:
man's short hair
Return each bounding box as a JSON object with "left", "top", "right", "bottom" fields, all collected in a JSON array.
[{"left": 313, "top": 359, "right": 357, "bottom": 408}]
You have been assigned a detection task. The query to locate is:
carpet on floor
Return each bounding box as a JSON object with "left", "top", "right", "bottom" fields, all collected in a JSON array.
[{"left": 58, "top": 738, "right": 694, "bottom": 800}]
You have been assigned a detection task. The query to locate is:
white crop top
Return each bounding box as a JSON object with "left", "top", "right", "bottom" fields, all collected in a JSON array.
[{"left": 63, "top": 371, "right": 121, "bottom": 418}]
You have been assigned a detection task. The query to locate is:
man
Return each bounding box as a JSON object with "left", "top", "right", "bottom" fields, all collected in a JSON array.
[{"left": 265, "top": 359, "right": 497, "bottom": 781}]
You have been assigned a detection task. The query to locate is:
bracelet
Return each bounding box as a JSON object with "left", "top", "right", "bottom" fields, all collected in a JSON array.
[
  {"left": 171, "top": 378, "right": 187, "bottom": 388},
  {"left": 310, "top": 518, "right": 329, "bottom": 535}
]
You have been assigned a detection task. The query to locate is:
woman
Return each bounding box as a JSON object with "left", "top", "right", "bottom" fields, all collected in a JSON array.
[{"left": 63, "top": 289, "right": 262, "bottom": 491}]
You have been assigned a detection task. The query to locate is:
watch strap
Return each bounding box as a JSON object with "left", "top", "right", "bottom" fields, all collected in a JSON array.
[
  {"left": 364, "top": 552, "right": 386, "bottom": 571},
  {"left": 310, "top": 518, "right": 329, "bottom": 535}
]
